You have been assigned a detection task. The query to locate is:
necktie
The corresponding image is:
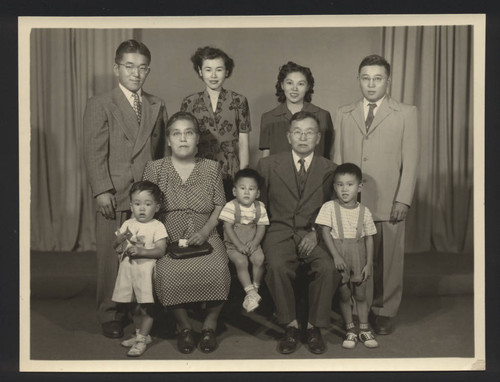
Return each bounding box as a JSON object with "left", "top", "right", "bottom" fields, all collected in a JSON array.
[
  {"left": 132, "top": 92, "right": 142, "bottom": 125},
  {"left": 298, "top": 158, "right": 307, "bottom": 196},
  {"left": 365, "top": 103, "right": 377, "bottom": 130}
]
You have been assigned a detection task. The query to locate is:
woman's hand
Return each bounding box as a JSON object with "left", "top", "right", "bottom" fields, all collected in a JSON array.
[{"left": 187, "top": 228, "right": 210, "bottom": 246}]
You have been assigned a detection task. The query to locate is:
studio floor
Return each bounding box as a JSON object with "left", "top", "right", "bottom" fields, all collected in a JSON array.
[{"left": 28, "top": 250, "right": 475, "bottom": 363}]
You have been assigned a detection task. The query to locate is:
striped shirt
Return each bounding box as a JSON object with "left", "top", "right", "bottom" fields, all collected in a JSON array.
[{"left": 315, "top": 201, "right": 377, "bottom": 239}]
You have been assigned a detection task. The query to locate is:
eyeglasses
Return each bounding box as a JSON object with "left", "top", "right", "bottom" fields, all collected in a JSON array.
[
  {"left": 117, "top": 64, "right": 150, "bottom": 75},
  {"left": 291, "top": 130, "right": 318, "bottom": 139},
  {"left": 170, "top": 130, "right": 197, "bottom": 140},
  {"left": 359, "top": 76, "right": 386, "bottom": 85}
]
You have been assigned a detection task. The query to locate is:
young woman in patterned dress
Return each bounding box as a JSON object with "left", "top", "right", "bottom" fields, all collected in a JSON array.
[{"left": 180, "top": 46, "right": 251, "bottom": 199}]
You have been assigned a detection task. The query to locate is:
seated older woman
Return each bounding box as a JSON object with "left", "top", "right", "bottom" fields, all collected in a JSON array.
[{"left": 143, "top": 111, "right": 229, "bottom": 354}]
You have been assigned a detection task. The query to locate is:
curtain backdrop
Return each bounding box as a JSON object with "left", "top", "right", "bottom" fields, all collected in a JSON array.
[
  {"left": 30, "top": 29, "right": 133, "bottom": 251},
  {"left": 30, "top": 27, "right": 473, "bottom": 253},
  {"left": 382, "top": 26, "right": 473, "bottom": 253}
]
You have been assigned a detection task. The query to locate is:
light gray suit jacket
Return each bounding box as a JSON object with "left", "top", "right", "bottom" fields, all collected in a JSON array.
[
  {"left": 83, "top": 87, "right": 168, "bottom": 211},
  {"left": 333, "top": 96, "right": 419, "bottom": 221}
]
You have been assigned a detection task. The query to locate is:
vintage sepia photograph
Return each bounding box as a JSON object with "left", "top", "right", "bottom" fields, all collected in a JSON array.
[{"left": 19, "top": 15, "right": 485, "bottom": 372}]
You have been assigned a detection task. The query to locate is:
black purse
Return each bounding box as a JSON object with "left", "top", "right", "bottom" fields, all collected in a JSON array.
[{"left": 168, "top": 240, "right": 213, "bottom": 259}]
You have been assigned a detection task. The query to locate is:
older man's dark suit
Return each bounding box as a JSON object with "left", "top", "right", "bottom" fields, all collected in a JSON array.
[
  {"left": 83, "top": 87, "right": 168, "bottom": 324},
  {"left": 257, "top": 151, "right": 339, "bottom": 327}
]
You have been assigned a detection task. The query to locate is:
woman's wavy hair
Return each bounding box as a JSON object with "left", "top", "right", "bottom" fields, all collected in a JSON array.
[
  {"left": 275, "top": 61, "right": 315, "bottom": 103},
  {"left": 191, "top": 46, "right": 235, "bottom": 78}
]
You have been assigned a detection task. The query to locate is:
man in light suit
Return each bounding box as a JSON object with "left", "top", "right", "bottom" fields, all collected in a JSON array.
[
  {"left": 257, "top": 111, "right": 339, "bottom": 355},
  {"left": 83, "top": 40, "right": 168, "bottom": 338},
  {"left": 333, "top": 54, "right": 419, "bottom": 335}
]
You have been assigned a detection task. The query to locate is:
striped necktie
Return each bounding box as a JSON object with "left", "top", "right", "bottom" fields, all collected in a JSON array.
[
  {"left": 132, "top": 92, "right": 142, "bottom": 125},
  {"left": 298, "top": 158, "right": 307, "bottom": 196}
]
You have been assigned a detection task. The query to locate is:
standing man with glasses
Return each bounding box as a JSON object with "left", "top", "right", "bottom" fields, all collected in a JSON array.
[
  {"left": 333, "top": 54, "right": 419, "bottom": 335},
  {"left": 257, "top": 111, "right": 339, "bottom": 355},
  {"left": 83, "top": 39, "right": 168, "bottom": 338}
]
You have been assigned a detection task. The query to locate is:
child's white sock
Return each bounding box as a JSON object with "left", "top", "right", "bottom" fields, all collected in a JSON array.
[
  {"left": 346, "top": 322, "right": 356, "bottom": 332},
  {"left": 244, "top": 285, "right": 256, "bottom": 295},
  {"left": 253, "top": 282, "right": 261, "bottom": 291}
]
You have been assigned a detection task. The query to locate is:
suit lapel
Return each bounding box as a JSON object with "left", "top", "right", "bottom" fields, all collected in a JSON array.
[
  {"left": 367, "top": 97, "right": 394, "bottom": 135},
  {"left": 274, "top": 152, "right": 300, "bottom": 200},
  {"left": 133, "top": 92, "right": 161, "bottom": 157},
  {"left": 349, "top": 100, "right": 366, "bottom": 136},
  {"left": 111, "top": 87, "right": 139, "bottom": 143}
]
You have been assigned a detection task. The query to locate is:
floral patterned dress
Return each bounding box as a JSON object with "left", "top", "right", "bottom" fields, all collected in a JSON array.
[
  {"left": 142, "top": 157, "right": 230, "bottom": 306},
  {"left": 180, "top": 88, "right": 251, "bottom": 180}
]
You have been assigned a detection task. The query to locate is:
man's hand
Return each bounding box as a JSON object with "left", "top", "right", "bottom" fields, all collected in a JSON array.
[
  {"left": 298, "top": 231, "right": 317, "bottom": 258},
  {"left": 390, "top": 202, "right": 409, "bottom": 224},
  {"left": 96, "top": 192, "right": 116, "bottom": 219}
]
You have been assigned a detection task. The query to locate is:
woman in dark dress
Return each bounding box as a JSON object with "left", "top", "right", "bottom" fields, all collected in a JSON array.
[
  {"left": 143, "top": 112, "right": 229, "bottom": 354},
  {"left": 259, "top": 61, "right": 333, "bottom": 159}
]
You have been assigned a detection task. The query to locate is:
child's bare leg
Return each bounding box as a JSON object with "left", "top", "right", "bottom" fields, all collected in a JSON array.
[
  {"left": 353, "top": 282, "right": 369, "bottom": 327},
  {"left": 249, "top": 248, "right": 265, "bottom": 287},
  {"left": 138, "top": 304, "right": 154, "bottom": 337},
  {"left": 228, "top": 250, "right": 252, "bottom": 289},
  {"left": 338, "top": 283, "right": 354, "bottom": 329},
  {"left": 131, "top": 303, "right": 142, "bottom": 331}
]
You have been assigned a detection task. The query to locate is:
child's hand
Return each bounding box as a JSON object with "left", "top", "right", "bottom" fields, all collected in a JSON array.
[
  {"left": 125, "top": 245, "right": 142, "bottom": 260},
  {"left": 333, "top": 255, "right": 348, "bottom": 272},
  {"left": 245, "top": 241, "right": 259, "bottom": 255},
  {"left": 236, "top": 244, "right": 248, "bottom": 256},
  {"left": 361, "top": 264, "right": 372, "bottom": 282}
]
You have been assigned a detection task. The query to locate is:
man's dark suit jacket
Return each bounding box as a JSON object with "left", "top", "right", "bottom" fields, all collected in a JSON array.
[{"left": 257, "top": 151, "right": 336, "bottom": 246}]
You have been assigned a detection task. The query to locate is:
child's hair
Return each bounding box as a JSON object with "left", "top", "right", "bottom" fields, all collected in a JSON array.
[
  {"left": 333, "top": 163, "right": 363, "bottom": 182},
  {"left": 233, "top": 168, "right": 262, "bottom": 189},
  {"left": 129, "top": 180, "right": 162, "bottom": 204}
]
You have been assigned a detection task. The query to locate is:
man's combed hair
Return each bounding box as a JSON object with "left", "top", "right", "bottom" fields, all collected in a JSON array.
[
  {"left": 115, "top": 40, "right": 152, "bottom": 65},
  {"left": 358, "top": 54, "right": 391, "bottom": 77},
  {"left": 289, "top": 110, "right": 320, "bottom": 129},
  {"left": 333, "top": 163, "right": 363, "bottom": 182},
  {"left": 129, "top": 180, "right": 163, "bottom": 204}
]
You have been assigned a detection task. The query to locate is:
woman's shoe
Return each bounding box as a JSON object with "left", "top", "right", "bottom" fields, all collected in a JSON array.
[
  {"left": 199, "top": 329, "right": 217, "bottom": 353},
  {"left": 177, "top": 328, "right": 196, "bottom": 354}
]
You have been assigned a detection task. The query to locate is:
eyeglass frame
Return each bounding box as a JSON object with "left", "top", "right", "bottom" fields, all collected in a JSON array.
[
  {"left": 169, "top": 130, "right": 198, "bottom": 140},
  {"left": 116, "top": 63, "right": 151, "bottom": 75},
  {"left": 290, "top": 130, "right": 319, "bottom": 140},
  {"left": 358, "top": 75, "right": 388, "bottom": 85}
]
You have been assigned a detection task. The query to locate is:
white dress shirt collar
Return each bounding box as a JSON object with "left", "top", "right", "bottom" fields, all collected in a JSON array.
[
  {"left": 292, "top": 150, "right": 314, "bottom": 172},
  {"left": 119, "top": 83, "right": 142, "bottom": 108},
  {"left": 363, "top": 95, "right": 385, "bottom": 119}
]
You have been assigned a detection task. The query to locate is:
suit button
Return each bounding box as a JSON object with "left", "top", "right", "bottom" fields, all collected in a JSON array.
[
  {"left": 153, "top": 133, "right": 158, "bottom": 137},
  {"left": 365, "top": 136, "right": 369, "bottom": 140},
  {"left": 131, "top": 159, "right": 134, "bottom": 164},
  {"left": 363, "top": 157, "right": 368, "bottom": 161}
]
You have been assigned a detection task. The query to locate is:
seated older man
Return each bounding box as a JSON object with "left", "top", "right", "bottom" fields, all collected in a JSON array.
[{"left": 257, "top": 111, "right": 340, "bottom": 355}]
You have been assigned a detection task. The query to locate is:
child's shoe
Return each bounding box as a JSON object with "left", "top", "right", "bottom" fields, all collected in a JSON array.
[
  {"left": 342, "top": 331, "right": 358, "bottom": 349},
  {"left": 242, "top": 292, "right": 262, "bottom": 312},
  {"left": 359, "top": 330, "right": 379, "bottom": 348},
  {"left": 127, "top": 334, "right": 149, "bottom": 357},
  {"left": 121, "top": 329, "right": 152, "bottom": 348}
]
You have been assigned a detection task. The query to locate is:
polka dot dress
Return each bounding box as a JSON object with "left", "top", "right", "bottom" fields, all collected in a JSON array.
[{"left": 143, "top": 157, "right": 230, "bottom": 306}]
